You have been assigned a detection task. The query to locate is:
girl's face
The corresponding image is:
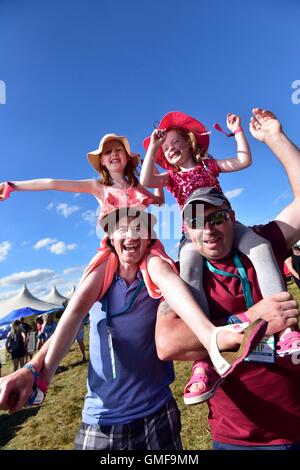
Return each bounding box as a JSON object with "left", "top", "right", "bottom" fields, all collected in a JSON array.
[
  {"left": 161, "top": 129, "right": 193, "bottom": 167},
  {"left": 101, "top": 140, "right": 128, "bottom": 172}
]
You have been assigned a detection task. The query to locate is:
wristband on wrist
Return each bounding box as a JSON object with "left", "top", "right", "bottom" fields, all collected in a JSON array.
[
  {"left": 2, "top": 182, "right": 15, "bottom": 199},
  {"left": 23, "top": 363, "right": 39, "bottom": 385},
  {"left": 233, "top": 127, "right": 243, "bottom": 136}
]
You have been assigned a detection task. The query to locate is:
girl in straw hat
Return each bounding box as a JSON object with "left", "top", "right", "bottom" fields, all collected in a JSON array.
[
  {"left": 141, "top": 110, "right": 300, "bottom": 406},
  {"left": 0, "top": 133, "right": 168, "bottom": 296}
]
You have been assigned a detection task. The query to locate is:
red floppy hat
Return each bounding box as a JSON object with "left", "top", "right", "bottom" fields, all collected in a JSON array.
[{"left": 143, "top": 111, "right": 210, "bottom": 170}]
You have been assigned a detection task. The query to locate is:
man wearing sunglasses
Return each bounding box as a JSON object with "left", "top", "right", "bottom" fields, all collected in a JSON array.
[{"left": 156, "top": 108, "right": 300, "bottom": 450}]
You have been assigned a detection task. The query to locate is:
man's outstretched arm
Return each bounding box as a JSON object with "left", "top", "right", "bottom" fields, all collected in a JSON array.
[{"left": 250, "top": 108, "right": 300, "bottom": 248}]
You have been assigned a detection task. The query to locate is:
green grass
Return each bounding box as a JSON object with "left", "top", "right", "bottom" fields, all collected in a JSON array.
[
  {"left": 0, "top": 345, "right": 210, "bottom": 450},
  {"left": 0, "top": 281, "right": 299, "bottom": 450}
]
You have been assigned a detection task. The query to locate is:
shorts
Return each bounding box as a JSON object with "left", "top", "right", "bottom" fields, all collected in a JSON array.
[{"left": 74, "top": 398, "right": 182, "bottom": 450}]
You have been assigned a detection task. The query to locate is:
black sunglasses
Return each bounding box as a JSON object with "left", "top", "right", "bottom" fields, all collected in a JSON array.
[{"left": 185, "top": 209, "right": 232, "bottom": 229}]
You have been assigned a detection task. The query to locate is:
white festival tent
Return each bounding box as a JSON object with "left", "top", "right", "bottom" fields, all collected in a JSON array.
[
  {"left": 42, "top": 285, "right": 69, "bottom": 306},
  {"left": 66, "top": 286, "right": 76, "bottom": 299},
  {"left": 0, "top": 284, "right": 61, "bottom": 323}
]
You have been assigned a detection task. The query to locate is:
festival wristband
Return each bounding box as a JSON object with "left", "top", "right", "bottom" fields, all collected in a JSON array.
[
  {"left": 23, "top": 363, "right": 39, "bottom": 384},
  {"left": 2, "top": 182, "right": 15, "bottom": 199},
  {"left": 233, "top": 127, "right": 243, "bottom": 136}
]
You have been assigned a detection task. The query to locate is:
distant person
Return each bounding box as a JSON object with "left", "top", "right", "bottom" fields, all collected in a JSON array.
[
  {"left": 5, "top": 320, "right": 26, "bottom": 371},
  {"left": 19, "top": 317, "right": 33, "bottom": 362},
  {"left": 35, "top": 316, "right": 43, "bottom": 337},
  {"left": 36, "top": 314, "right": 57, "bottom": 351},
  {"left": 75, "top": 323, "right": 87, "bottom": 363},
  {"left": 285, "top": 242, "right": 300, "bottom": 289}
]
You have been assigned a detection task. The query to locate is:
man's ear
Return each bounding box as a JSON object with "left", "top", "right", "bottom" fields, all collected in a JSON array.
[{"left": 230, "top": 210, "right": 236, "bottom": 223}]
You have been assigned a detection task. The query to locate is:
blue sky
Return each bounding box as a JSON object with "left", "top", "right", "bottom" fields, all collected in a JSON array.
[{"left": 0, "top": 0, "right": 300, "bottom": 300}]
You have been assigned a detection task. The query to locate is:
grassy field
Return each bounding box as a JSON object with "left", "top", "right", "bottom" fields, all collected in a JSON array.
[
  {"left": 0, "top": 281, "right": 298, "bottom": 450},
  {"left": 0, "top": 341, "right": 210, "bottom": 450}
]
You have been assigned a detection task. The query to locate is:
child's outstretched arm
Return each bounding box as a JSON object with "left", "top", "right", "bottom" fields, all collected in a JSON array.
[
  {"left": 140, "top": 130, "right": 169, "bottom": 188},
  {"left": 139, "top": 165, "right": 165, "bottom": 205},
  {"left": 0, "top": 178, "right": 102, "bottom": 200},
  {"left": 216, "top": 113, "right": 252, "bottom": 173}
]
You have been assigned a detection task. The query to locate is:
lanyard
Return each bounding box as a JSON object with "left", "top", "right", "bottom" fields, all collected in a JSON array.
[
  {"left": 204, "top": 250, "right": 254, "bottom": 309},
  {"left": 101, "top": 278, "right": 145, "bottom": 379}
]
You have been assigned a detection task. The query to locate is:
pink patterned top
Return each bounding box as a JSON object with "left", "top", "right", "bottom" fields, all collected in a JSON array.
[
  {"left": 99, "top": 184, "right": 155, "bottom": 220},
  {"left": 166, "top": 157, "right": 221, "bottom": 209}
]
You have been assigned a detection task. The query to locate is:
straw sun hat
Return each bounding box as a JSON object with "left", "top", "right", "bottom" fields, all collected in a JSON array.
[{"left": 87, "top": 133, "right": 140, "bottom": 173}]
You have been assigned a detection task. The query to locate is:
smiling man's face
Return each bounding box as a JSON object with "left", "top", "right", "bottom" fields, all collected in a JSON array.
[
  {"left": 186, "top": 202, "right": 235, "bottom": 260},
  {"left": 109, "top": 215, "right": 150, "bottom": 266}
]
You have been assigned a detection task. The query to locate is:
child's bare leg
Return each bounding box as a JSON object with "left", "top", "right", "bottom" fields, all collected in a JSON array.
[
  {"left": 235, "top": 222, "right": 285, "bottom": 296},
  {"left": 179, "top": 241, "right": 210, "bottom": 316}
]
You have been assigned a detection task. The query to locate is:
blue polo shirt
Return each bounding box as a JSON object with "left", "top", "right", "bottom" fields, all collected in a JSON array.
[{"left": 82, "top": 271, "right": 175, "bottom": 425}]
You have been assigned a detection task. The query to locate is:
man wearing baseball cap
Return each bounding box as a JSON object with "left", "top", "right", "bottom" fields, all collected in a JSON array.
[{"left": 156, "top": 108, "right": 300, "bottom": 450}]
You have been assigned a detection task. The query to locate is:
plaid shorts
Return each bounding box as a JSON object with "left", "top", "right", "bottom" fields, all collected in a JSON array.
[{"left": 74, "top": 398, "right": 182, "bottom": 450}]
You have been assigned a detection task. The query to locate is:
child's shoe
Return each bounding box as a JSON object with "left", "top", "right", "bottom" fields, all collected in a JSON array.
[
  {"left": 26, "top": 378, "right": 49, "bottom": 407},
  {"left": 26, "top": 386, "right": 45, "bottom": 407},
  {"left": 276, "top": 331, "right": 300, "bottom": 357},
  {"left": 183, "top": 360, "right": 224, "bottom": 405}
]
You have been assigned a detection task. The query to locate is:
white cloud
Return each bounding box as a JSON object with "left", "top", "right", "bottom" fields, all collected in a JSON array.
[
  {"left": 0, "top": 288, "right": 21, "bottom": 300},
  {"left": 34, "top": 238, "right": 57, "bottom": 250},
  {"left": 56, "top": 203, "right": 80, "bottom": 218},
  {"left": 0, "top": 241, "right": 12, "bottom": 262},
  {"left": 0, "top": 268, "right": 55, "bottom": 287},
  {"left": 63, "top": 266, "right": 85, "bottom": 276},
  {"left": 33, "top": 238, "right": 77, "bottom": 255},
  {"left": 82, "top": 209, "right": 98, "bottom": 226},
  {"left": 224, "top": 188, "right": 244, "bottom": 200},
  {"left": 49, "top": 242, "right": 77, "bottom": 255},
  {"left": 46, "top": 201, "right": 80, "bottom": 218}
]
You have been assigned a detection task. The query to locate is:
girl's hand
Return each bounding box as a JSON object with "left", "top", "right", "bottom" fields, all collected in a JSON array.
[
  {"left": 0, "top": 182, "right": 13, "bottom": 201},
  {"left": 0, "top": 182, "right": 5, "bottom": 200},
  {"left": 150, "top": 129, "right": 167, "bottom": 150},
  {"left": 249, "top": 108, "right": 282, "bottom": 143},
  {"left": 226, "top": 113, "right": 241, "bottom": 133}
]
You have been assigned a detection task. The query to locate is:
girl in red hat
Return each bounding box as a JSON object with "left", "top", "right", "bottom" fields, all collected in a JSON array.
[{"left": 141, "top": 111, "right": 300, "bottom": 405}]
